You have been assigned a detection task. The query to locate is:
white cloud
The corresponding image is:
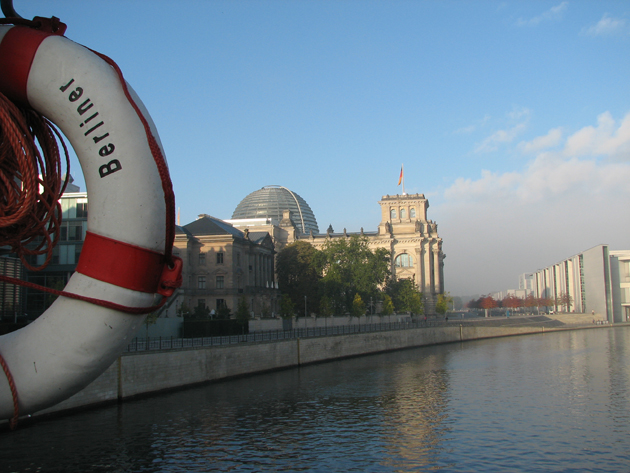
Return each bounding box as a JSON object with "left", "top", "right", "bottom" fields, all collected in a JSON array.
[
  {"left": 474, "top": 122, "right": 527, "bottom": 153},
  {"left": 517, "top": 1, "right": 568, "bottom": 27},
  {"left": 453, "top": 114, "right": 491, "bottom": 135},
  {"left": 437, "top": 110, "right": 630, "bottom": 296},
  {"left": 474, "top": 107, "right": 530, "bottom": 153},
  {"left": 518, "top": 127, "right": 563, "bottom": 154},
  {"left": 581, "top": 14, "right": 629, "bottom": 37},
  {"left": 563, "top": 111, "right": 630, "bottom": 160}
]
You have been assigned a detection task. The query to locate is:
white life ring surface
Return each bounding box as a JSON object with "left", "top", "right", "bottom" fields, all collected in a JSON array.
[{"left": 0, "top": 22, "right": 172, "bottom": 421}]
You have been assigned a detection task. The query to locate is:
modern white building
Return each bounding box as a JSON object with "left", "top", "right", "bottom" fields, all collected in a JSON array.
[
  {"left": 518, "top": 273, "right": 535, "bottom": 294},
  {"left": 532, "top": 244, "right": 630, "bottom": 323}
]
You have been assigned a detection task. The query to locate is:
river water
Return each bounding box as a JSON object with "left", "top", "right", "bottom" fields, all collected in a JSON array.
[{"left": 1, "top": 327, "right": 629, "bottom": 472}]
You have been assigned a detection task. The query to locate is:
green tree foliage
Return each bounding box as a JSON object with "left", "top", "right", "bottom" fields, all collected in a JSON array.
[
  {"left": 176, "top": 301, "right": 190, "bottom": 317},
  {"left": 235, "top": 296, "right": 250, "bottom": 322},
  {"left": 435, "top": 292, "right": 453, "bottom": 316},
  {"left": 386, "top": 278, "right": 423, "bottom": 315},
  {"left": 192, "top": 302, "right": 210, "bottom": 319},
  {"left": 351, "top": 293, "right": 366, "bottom": 318},
  {"left": 319, "top": 235, "right": 390, "bottom": 314},
  {"left": 279, "top": 293, "right": 295, "bottom": 319},
  {"left": 381, "top": 294, "right": 395, "bottom": 316},
  {"left": 276, "top": 241, "right": 322, "bottom": 316},
  {"left": 319, "top": 295, "right": 333, "bottom": 317},
  {"left": 215, "top": 304, "right": 232, "bottom": 320}
]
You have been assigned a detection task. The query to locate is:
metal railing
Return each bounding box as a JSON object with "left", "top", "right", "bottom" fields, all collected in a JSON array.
[
  {"left": 124, "top": 319, "right": 451, "bottom": 353},
  {"left": 123, "top": 314, "right": 586, "bottom": 354}
]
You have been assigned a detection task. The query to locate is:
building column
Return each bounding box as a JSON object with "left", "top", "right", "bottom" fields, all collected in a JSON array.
[
  {"left": 433, "top": 246, "right": 441, "bottom": 294},
  {"left": 415, "top": 246, "right": 424, "bottom": 290},
  {"left": 423, "top": 240, "right": 433, "bottom": 294}
]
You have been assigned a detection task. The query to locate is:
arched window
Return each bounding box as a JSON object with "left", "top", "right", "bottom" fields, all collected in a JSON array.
[
  {"left": 410, "top": 208, "right": 416, "bottom": 218},
  {"left": 400, "top": 208, "right": 406, "bottom": 219},
  {"left": 390, "top": 208, "right": 397, "bottom": 219},
  {"left": 395, "top": 253, "right": 414, "bottom": 268}
]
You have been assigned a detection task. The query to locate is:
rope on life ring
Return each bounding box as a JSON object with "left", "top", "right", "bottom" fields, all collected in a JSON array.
[{"left": 0, "top": 16, "right": 182, "bottom": 429}]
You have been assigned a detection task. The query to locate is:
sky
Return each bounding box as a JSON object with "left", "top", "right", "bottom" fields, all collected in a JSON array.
[{"left": 15, "top": 1, "right": 630, "bottom": 298}]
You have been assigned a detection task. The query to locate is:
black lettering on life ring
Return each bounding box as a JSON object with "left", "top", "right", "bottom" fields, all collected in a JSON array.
[
  {"left": 59, "top": 78, "right": 121, "bottom": 178},
  {"left": 99, "top": 159, "right": 121, "bottom": 178}
]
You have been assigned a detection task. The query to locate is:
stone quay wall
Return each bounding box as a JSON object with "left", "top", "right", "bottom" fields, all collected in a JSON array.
[{"left": 36, "top": 322, "right": 601, "bottom": 418}]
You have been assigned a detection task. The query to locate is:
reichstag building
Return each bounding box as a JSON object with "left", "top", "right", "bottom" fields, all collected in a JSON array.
[{"left": 226, "top": 185, "right": 445, "bottom": 312}]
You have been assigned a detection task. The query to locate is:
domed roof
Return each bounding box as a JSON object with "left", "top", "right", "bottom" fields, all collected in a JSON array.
[{"left": 232, "top": 185, "right": 319, "bottom": 235}]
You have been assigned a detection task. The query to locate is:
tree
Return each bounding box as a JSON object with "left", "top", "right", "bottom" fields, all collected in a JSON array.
[
  {"left": 319, "top": 235, "right": 390, "bottom": 314},
  {"left": 523, "top": 294, "right": 538, "bottom": 314},
  {"left": 479, "top": 295, "right": 497, "bottom": 318},
  {"left": 435, "top": 292, "right": 453, "bottom": 316},
  {"left": 319, "top": 295, "right": 333, "bottom": 317},
  {"left": 538, "top": 296, "right": 554, "bottom": 313},
  {"left": 276, "top": 241, "right": 322, "bottom": 316},
  {"left": 381, "top": 294, "right": 395, "bottom": 316},
  {"left": 279, "top": 294, "right": 295, "bottom": 319},
  {"left": 558, "top": 293, "right": 573, "bottom": 312},
  {"left": 386, "top": 278, "right": 423, "bottom": 315},
  {"left": 216, "top": 303, "right": 232, "bottom": 320},
  {"left": 351, "top": 293, "right": 366, "bottom": 318},
  {"left": 235, "top": 296, "right": 250, "bottom": 322},
  {"left": 177, "top": 301, "right": 190, "bottom": 317},
  {"left": 192, "top": 302, "right": 210, "bottom": 318},
  {"left": 502, "top": 294, "right": 522, "bottom": 314}
]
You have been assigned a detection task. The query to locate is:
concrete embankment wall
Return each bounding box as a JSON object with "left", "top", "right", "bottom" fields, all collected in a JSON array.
[{"left": 35, "top": 323, "right": 591, "bottom": 418}]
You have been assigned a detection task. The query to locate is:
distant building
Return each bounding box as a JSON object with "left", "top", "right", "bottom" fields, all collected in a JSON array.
[
  {"left": 24, "top": 190, "right": 88, "bottom": 317},
  {"left": 518, "top": 273, "right": 535, "bottom": 294},
  {"left": 174, "top": 215, "right": 279, "bottom": 317},
  {"left": 232, "top": 185, "right": 319, "bottom": 235},
  {"left": 491, "top": 289, "right": 529, "bottom": 301},
  {"left": 228, "top": 189, "right": 445, "bottom": 313},
  {"left": 532, "top": 244, "right": 630, "bottom": 322},
  {"left": 0, "top": 256, "right": 24, "bottom": 322}
]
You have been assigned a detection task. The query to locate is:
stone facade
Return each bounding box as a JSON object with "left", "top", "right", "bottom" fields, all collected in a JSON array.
[
  {"left": 231, "top": 194, "right": 445, "bottom": 313},
  {"left": 172, "top": 215, "right": 280, "bottom": 317}
]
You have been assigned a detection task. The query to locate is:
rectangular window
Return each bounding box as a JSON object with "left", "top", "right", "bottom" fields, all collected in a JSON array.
[
  {"left": 69, "top": 222, "right": 82, "bottom": 241},
  {"left": 198, "top": 299, "right": 206, "bottom": 308},
  {"left": 199, "top": 253, "right": 206, "bottom": 265},
  {"left": 198, "top": 276, "right": 206, "bottom": 289},
  {"left": 216, "top": 252, "right": 224, "bottom": 264},
  {"left": 216, "top": 299, "right": 225, "bottom": 310},
  {"left": 216, "top": 276, "right": 224, "bottom": 289},
  {"left": 76, "top": 202, "right": 88, "bottom": 219},
  {"left": 236, "top": 253, "right": 241, "bottom": 266}
]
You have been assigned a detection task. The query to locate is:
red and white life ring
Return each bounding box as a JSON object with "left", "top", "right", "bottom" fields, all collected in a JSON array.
[{"left": 0, "top": 19, "right": 178, "bottom": 422}]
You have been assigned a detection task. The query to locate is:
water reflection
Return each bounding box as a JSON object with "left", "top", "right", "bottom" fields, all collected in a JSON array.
[{"left": 1, "top": 328, "right": 630, "bottom": 472}]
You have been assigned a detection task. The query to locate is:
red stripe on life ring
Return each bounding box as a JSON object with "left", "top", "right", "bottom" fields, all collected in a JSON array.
[
  {"left": 0, "top": 26, "right": 52, "bottom": 105},
  {"left": 76, "top": 232, "right": 165, "bottom": 294}
]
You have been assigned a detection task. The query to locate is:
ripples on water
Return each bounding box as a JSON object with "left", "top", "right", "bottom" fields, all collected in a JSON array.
[{"left": 2, "top": 328, "right": 629, "bottom": 472}]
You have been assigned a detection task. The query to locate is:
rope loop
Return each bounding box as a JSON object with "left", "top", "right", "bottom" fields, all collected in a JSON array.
[{"left": 0, "top": 91, "right": 70, "bottom": 271}]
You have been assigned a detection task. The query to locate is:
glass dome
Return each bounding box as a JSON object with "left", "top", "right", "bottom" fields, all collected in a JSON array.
[{"left": 232, "top": 185, "right": 319, "bottom": 235}]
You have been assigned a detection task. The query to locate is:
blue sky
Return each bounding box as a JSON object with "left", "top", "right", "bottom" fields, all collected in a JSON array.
[{"left": 19, "top": 1, "right": 630, "bottom": 297}]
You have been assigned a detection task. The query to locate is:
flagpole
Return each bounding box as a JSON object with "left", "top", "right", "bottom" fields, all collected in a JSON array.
[{"left": 402, "top": 164, "right": 405, "bottom": 195}]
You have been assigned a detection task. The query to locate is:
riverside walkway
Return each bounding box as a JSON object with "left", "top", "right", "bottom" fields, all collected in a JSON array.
[{"left": 124, "top": 313, "right": 599, "bottom": 353}]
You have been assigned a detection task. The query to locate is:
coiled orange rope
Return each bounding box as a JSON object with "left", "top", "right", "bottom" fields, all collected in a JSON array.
[{"left": 0, "top": 91, "right": 69, "bottom": 270}]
